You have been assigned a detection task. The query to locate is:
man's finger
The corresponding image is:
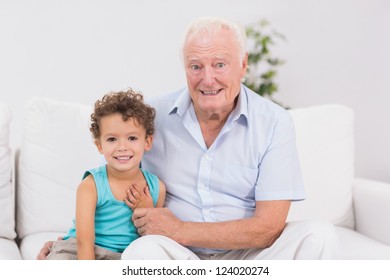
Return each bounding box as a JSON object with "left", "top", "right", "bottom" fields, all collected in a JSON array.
[{"left": 132, "top": 207, "right": 148, "bottom": 223}]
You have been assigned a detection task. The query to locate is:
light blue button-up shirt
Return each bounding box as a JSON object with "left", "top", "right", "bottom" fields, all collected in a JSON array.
[{"left": 143, "top": 85, "right": 305, "bottom": 254}]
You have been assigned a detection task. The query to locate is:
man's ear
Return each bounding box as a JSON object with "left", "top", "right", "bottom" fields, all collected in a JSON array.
[
  {"left": 94, "top": 139, "right": 103, "bottom": 154},
  {"left": 144, "top": 135, "right": 154, "bottom": 151},
  {"left": 241, "top": 52, "right": 249, "bottom": 78}
]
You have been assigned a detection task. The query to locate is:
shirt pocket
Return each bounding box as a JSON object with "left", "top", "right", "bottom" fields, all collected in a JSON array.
[{"left": 222, "top": 164, "right": 258, "bottom": 204}]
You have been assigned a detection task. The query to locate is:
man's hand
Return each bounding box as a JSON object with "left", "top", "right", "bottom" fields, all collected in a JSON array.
[
  {"left": 132, "top": 207, "right": 183, "bottom": 239},
  {"left": 36, "top": 236, "right": 63, "bottom": 260},
  {"left": 124, "top": 184, "right": 154, "bottom": 210}
]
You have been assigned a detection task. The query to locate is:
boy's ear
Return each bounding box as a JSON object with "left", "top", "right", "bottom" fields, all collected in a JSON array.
[
  {"left": 94, "top": 140, "right": 103, "bottom": 154},
  {"left": 144, "top": 135, "right": 153, "bottom": 151}
]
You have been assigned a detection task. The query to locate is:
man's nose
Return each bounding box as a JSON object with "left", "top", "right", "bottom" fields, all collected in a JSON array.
[{"left": 202, "top": 66, "right": 216, "bottom": 86}]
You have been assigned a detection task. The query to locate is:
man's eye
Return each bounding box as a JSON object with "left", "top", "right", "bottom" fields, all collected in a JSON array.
[
  {"left": 191, "top": 65, "right": 200, "bottom": 70},
  {"left": 216, "top": 63, "right": 225, "bottom": 68}
]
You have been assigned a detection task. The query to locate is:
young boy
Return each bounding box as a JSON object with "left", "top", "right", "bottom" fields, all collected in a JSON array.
[{"left": 46, "top": 89, "right": 166, "bottom": 260}]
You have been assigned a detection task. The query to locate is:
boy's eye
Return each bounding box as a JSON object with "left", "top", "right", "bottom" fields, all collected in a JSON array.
[
  {"left": 107, "top": 137, "right": 116, "bottom": 142},
  {"left": 128, "top": 136, "right": 138, "bottom": 141}
]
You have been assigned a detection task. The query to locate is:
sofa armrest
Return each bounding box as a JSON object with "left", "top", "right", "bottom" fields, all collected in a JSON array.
[{"left": 354, "top": 177, "right": 390, "bottom": 245}]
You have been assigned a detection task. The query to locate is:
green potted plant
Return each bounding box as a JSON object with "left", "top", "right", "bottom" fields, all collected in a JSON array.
[{"left": 244, "top": 19, "right": 287, "bottom": 108}]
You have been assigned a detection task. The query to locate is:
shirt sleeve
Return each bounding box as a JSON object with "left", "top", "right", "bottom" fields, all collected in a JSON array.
[{"left": 255, "top": 113, "right": 305, "bottom": 201}]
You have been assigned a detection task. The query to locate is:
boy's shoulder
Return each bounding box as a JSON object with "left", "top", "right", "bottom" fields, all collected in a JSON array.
[
  {"left": 82, "top": 165, "right": 106, "bottom": 180},
  {"left": 140, "top": 168, "right": 159, "bottom": 182}
]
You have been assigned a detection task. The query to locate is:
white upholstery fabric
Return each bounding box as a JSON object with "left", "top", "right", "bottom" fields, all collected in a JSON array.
[
  {"left": 19, "top": 231, "right": 65, "bottom": 260},
  {"left": 0, "top": 103, "right": 16, "bottom": 239},
  {"left": 0, "top": 238, "right": 21, "bottom": 260},
  {"left": 287, "top": 104, "right": 355, "bottom": 228},
  {"left": 353, "top": 178, "right": 390, "bottom": 245},
  {"left": 17, "top": 97, "right": 101, "bottom": 239},
  {"left": 336, "top": 226, "right": 390, "bottom": 259}
]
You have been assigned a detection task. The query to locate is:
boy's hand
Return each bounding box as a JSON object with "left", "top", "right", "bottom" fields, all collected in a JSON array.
[
  {"left": 36, "top": 236, "right": 63, "bottom": 260},
  {"left": 124, "top": 184, "right": 154, "bottom": 210}
]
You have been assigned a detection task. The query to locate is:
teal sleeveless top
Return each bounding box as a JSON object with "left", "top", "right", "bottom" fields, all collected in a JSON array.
[{"left": 64, "top": 165, "right": 160, "bottom": 253}]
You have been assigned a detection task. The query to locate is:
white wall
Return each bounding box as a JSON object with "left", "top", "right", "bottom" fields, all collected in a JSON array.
[{"left": 1, "top": 0, "right": 389, "bottom": 183}]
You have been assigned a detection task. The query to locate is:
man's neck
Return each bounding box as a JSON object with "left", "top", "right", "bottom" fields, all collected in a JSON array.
[{"left": 198, "top": 113, "right": 229, "bottom": 148}]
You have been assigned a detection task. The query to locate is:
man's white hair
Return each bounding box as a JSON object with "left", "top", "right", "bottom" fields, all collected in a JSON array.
[{"left": 181, "top": 17, "right": 247, "bottom": 60}]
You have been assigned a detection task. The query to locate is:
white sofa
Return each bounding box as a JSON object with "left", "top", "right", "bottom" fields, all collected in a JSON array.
[
  {"left": 0, "top": 103, "right": 21, "bottom": 260},
  {"left": 1, "top": 97, "right": 390, "bottom": 260}
]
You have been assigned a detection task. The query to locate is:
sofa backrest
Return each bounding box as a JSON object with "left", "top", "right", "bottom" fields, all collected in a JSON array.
[
  {"left": 287, "top": 104, "right": 355, "bottom": 228},
  {"left": 0, "top": 103, "right": 17, "bottom": 240},
  {"left": 16, "top": 97, "right": 101, "bottom": 239}
]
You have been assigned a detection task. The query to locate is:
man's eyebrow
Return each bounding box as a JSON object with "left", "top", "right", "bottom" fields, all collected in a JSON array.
[
  {"left": 185, "top": 55, "right": 199, "bottom": 61},
  {"left": 184, "top": 53, "right": 231, "bottom": 64},
  {"left": 214, "top": 53, "right": 230, "bottom": 61}
]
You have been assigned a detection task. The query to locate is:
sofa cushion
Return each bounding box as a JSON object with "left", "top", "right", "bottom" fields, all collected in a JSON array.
[
  {"left": 336, "top": 226, "right": 390, "bottom": 259},
  {"left": 287, "top": 104, "right": 355, "bottom": 228},
  {"left": 0, "top": 238, "right": 22, "bottom": 260},
  {"left": 0, "top": 103, "right": 16, "bottom": 240},
  {"left": 19, "top": 231, "right": 65, "bottom": 260},
  {"left": 16, "top": 97, "right": 102, "bottom": 239}
]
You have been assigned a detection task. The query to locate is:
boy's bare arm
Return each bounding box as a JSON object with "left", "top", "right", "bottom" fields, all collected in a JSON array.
[{"left": 75, "top": 176, "right": 97, "bottom": 259}]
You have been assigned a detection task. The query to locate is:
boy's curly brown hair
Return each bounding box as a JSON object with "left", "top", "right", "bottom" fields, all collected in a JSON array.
[{"left": 90, "top": 88, "right": 155, "bottom": 139}]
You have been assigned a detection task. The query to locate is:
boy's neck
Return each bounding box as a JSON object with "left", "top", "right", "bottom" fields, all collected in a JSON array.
[{"left": 106, "top": 165, "right": 143, "bottom": 183}]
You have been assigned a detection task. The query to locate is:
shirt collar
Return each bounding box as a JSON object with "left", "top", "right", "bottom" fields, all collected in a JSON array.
[
  {"left": 169, "top": 88, "right": 192, "bottom": 116},
  {"left": 231, "top": 84, "right": 249, "bottom": 123}
]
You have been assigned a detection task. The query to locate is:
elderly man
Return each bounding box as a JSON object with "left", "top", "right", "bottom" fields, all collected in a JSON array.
[{"left": 122, "top": 17, "right": 340, "bottom": 260}]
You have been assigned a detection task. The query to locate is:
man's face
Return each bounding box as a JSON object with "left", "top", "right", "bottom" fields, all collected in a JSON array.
[{"left": 183, "top": 28, "right": 248, "bottom": 116}]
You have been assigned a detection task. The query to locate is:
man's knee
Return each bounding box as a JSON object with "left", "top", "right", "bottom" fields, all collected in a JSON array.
[
  {"left": 289, "top": 220, "right": 341, "bottom": 259},
  {"left": 300, "top": 220, "right": 339, "bottom": 242},
  {"left": 121, "top": 235, "right": 163, "bottom": 259},
  {"left": 121, "top": 235, "right": 199, "bottom": 260}
]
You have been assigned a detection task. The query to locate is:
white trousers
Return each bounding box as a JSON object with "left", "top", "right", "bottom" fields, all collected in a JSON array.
[{"left": 121, "top": 220, "right": 341, "bottom": 260}]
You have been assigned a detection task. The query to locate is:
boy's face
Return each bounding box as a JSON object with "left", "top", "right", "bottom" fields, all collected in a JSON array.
[{"left": 95, "top": 113, "right": 152, "bottom": 173}]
